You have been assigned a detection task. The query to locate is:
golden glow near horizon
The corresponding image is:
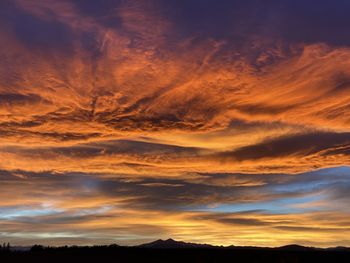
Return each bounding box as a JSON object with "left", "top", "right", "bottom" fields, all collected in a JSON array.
[{"left": 0, "top": 0, "right": 350, "bottom": 247}]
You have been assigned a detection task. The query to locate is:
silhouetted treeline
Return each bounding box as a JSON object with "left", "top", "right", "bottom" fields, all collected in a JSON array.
[
  {"left": 0, "top": 242, "right": 10, "bottom": 253},
  {"left": 1, "top": 245, "right": 350, "bottom": 263}
]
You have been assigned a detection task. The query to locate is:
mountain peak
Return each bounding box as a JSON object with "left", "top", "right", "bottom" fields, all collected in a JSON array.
[{"left": 138, "top": 238, "right": 214, "bottom": 249}]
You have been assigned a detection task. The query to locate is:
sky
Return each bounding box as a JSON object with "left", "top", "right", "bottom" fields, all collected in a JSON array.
[{"left": 0, "top": 0, "right": 350, "bottom": 247}]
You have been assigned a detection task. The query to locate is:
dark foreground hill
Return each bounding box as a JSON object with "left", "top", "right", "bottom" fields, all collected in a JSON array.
[{"left": 1, "top": 239, "right": 350, "bottom": 263}]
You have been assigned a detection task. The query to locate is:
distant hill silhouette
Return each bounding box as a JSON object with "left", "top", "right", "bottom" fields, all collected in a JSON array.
[
  {"left": 3, "top": 238, "right": 350, "bottom": 252},
  {"left": 275, "top": 244, "right": 318, "bottom": 251},
  {"left": 2, "top": 239, "right": 350, "bottom": 262},
  {"left": 326, "top": 246, "right": 350, "bottom": 252},
  {"left": 4, "top": 238, "right": 350, "bottom": 252},
  {"left": 137, "top": 238, "right": 347, "bottom": 252},
  {"left": 138, "top": 238, "right": 215, "bottom": 249}
]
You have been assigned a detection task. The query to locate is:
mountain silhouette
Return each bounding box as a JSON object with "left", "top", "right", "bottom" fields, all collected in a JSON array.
[
  {"left": 6, "top": 238, "right": 350, "bottom": 251},
  {"left": 276, "top": 244, "right": 317, "bottom": 251},
  {"left": 326, "top": 246, "right": 350, "bottom": 252},
  {"left": 2, "top": 239, "right": 350, "bottom": 262},
  {"left": 138, "top": 238, "right": 215, "bottom": 249},
  {"left": 137, "top": 239, "right": 350, "bottom": 252}
]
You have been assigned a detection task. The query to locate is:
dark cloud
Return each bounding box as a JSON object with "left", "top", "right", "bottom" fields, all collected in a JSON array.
[
  {"left": 164, "top": 0, "right": 350, "bottom": 46},
  {"left": 73, "top": 0, "right": 123, "bottom": 28},
  {"left": 210, "top": 217, "right": 269, "bottom": 227},
  {"left": 0, "top": 0, "right": 74, "bottom": 52},
  {"left": 0, "top": 93, "right": 46, "bottom": 106},
  {"left": 215, "top": 132, "right": 350, "bottom": 161},
  {"left": 274, "top": 0, "right": 350, "bottom": 46},
  {"left": 274, "top": 226, "right": 349, "bottom": 233},
  {"left": 0, "top": 139, "right": 202, "bottom": 159}
]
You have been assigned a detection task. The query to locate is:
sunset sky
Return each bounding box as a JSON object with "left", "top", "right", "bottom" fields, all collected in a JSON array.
[{"left": 1, "top": 0, "right": 350, "bottom": 247}]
